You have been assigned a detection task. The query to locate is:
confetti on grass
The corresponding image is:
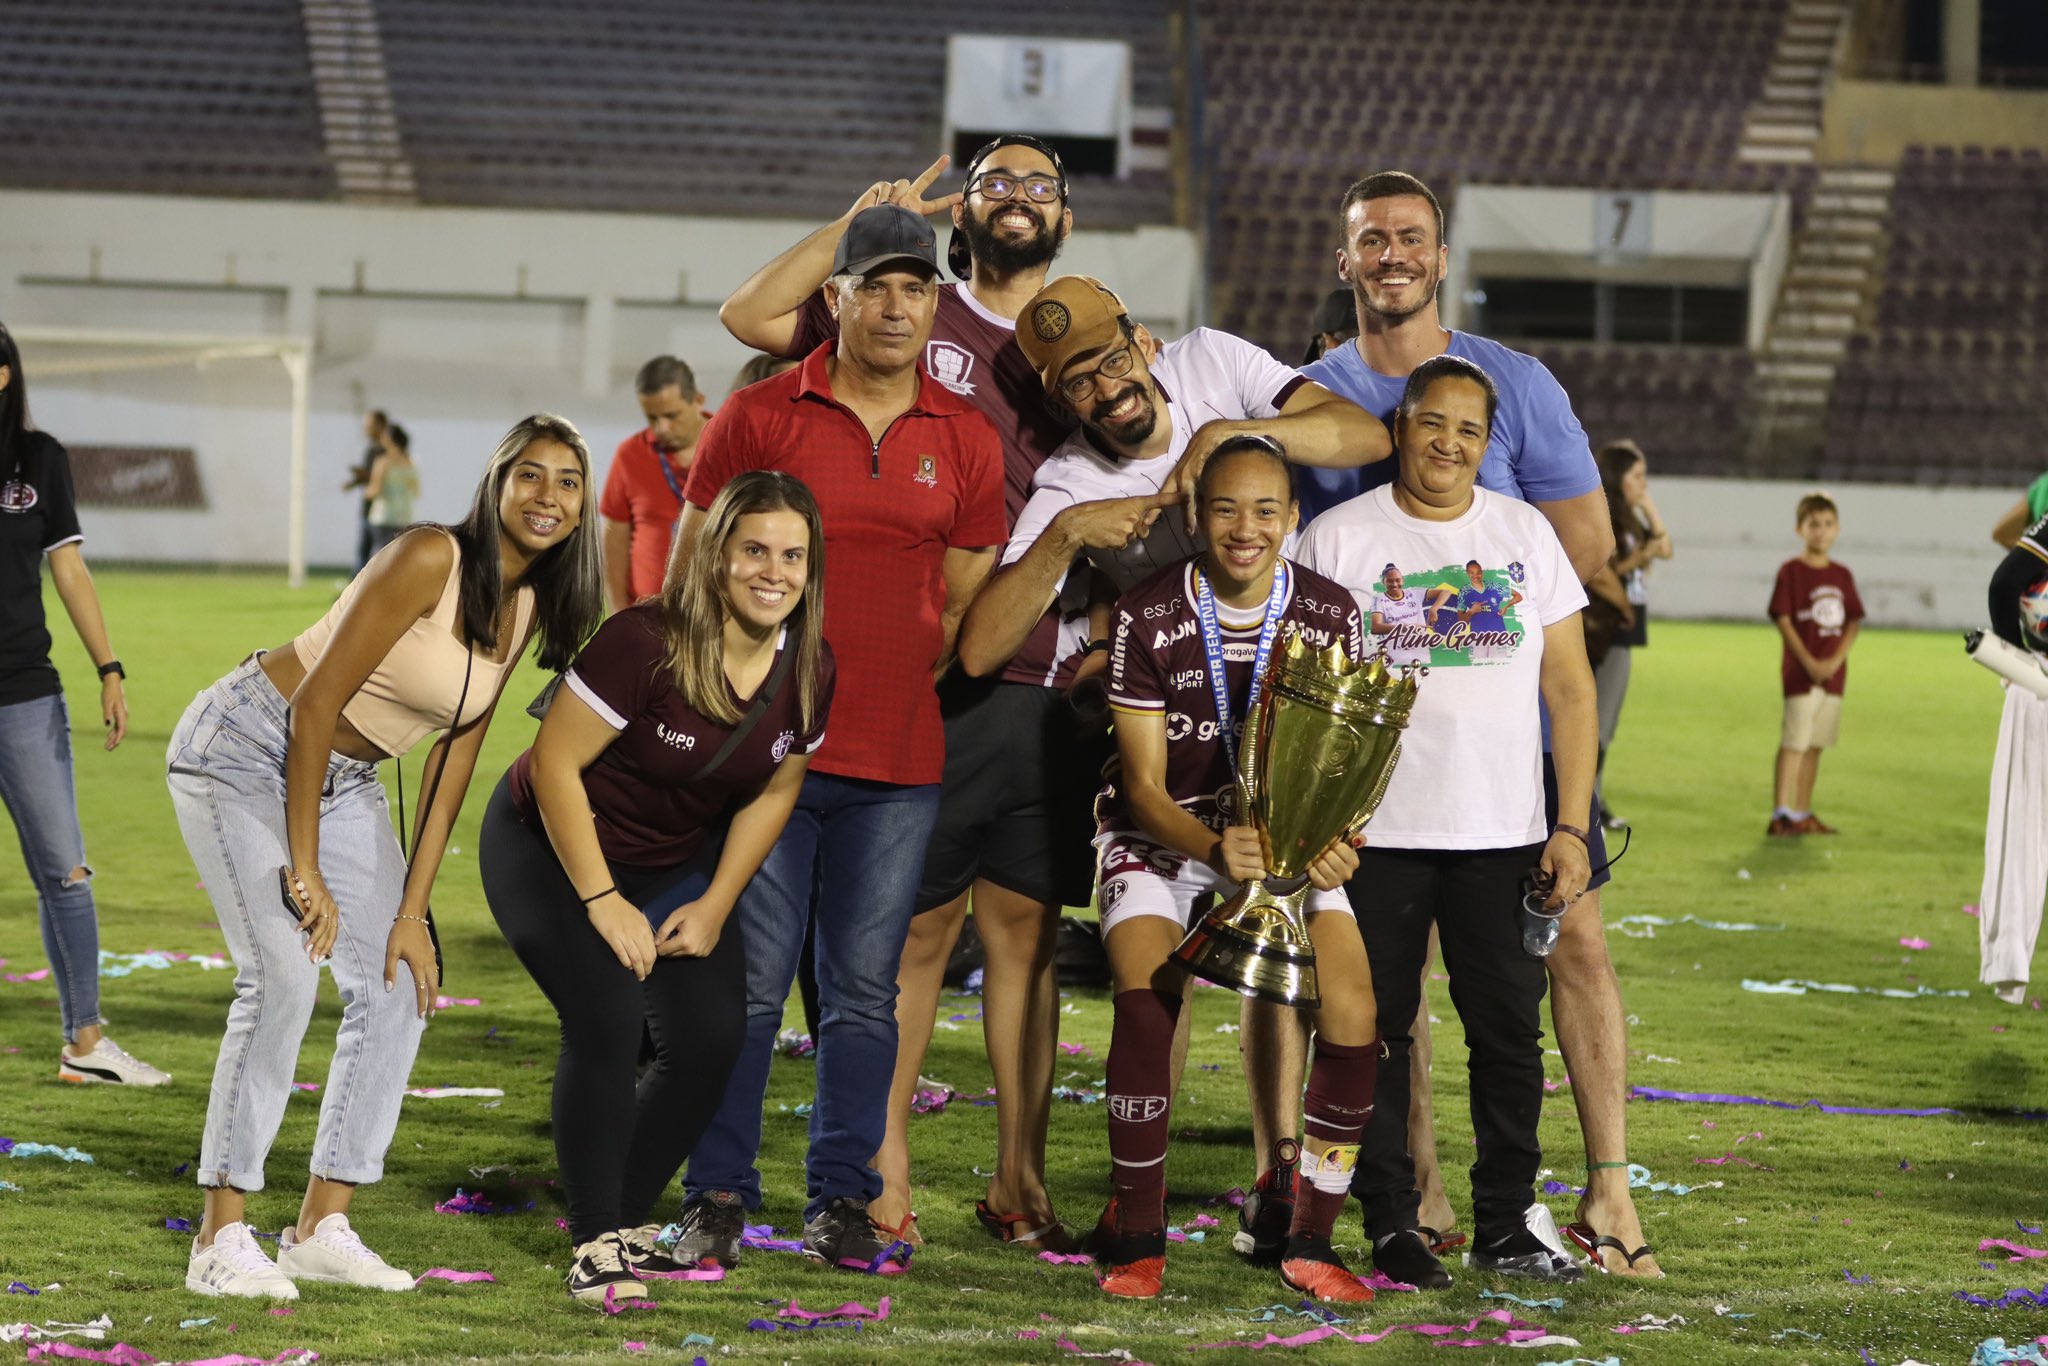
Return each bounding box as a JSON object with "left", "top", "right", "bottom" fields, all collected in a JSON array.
[
  {"left": 25, "top": 1347, "right": 316, "bottom": 1366},
  {"left": 1955, "top": 1284, "right": 2048, "bottom": 1308},
  {"left": 1631, "top": 1087, "right": 2048, "bottom": 1119},
  {"left": 1, "top": 1140, "right": 94, "bottom": 1164},
  {"left": 740, "top": 1225, "right": 805, "bottom": 1253},
  {"left": 1742, "top": 978, "right": 1968, "bottom": 998},
  {"left": 1192, "top": 1309, "right": 1552, "bottom": 1351},
  {"left": 1983, "top": 1241, "right": 2048, "bottom": 1262},
  {"left": 404, "top": 1087, "right": 503, "bottom": 1099},
  {"left": 432, "top": 1189, "right": 532, "bottom": 1216},
  {"left": 414, "top": 1269, "right": 496, "bottom": 1284}
]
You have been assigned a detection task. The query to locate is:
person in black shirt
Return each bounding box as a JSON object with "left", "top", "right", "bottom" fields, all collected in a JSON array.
[
  {"left": 0, "top": 322, "right": 168, "bottom": 1088},
  {"left": 479, "top": 469, "right": 835, "bottom": 1307}
]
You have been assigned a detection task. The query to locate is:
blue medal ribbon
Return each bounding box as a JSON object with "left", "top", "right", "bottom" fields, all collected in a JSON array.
[
  {"left": 652, "top": 443, "right": 686, "bottom": 505},
  {"left": 1192, "top": 559, "right": 1291, "bottom": 775}
]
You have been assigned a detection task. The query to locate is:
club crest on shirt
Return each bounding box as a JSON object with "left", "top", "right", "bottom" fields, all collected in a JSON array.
[
  {"left": 1507, "top": 561, "right": 1526, "bottom": 585},
  {"left": 0, "top": 480, "right": 37, "bottom": 513},
  {"left": 913, "top": 455, "right": 938, "bottom": 488},
  {"left": 926, "top": 341, "right": 976, "bottom": 395},
  {"left": 771, "top": 729, "right": 795, "bottom": 762}
]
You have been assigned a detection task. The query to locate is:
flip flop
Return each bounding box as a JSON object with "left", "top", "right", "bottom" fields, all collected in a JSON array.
[
  {"left": 976, "top": 1199, "right": 1073, "bottom": 1252},
  {"left": 1562, "top": 1220, "right": 1662, "bottom": 1276},
  {"left": 1416, "top": 1225, "right": 1467, "bottom": 1257}
]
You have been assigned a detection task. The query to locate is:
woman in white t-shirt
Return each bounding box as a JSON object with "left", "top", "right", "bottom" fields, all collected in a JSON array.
[{"left": 1296, "top": 354, "right": 1599, "bottom": 1290}]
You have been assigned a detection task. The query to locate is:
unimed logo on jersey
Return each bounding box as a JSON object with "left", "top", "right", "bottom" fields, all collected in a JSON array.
[
  {"left": 1109, "top": 1094, "right": 1168, "bottom": 1123},
  {"left": 926, "top": 341, "right": 976, "bottom": 395}
]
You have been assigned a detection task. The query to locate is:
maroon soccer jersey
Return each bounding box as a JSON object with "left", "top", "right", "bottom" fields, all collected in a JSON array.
[
  {"left": 1103, "top": 558, "right": 1366, "bottom": 832},
  {"left": 682, "top": 343, "right": 1007, "bottom": 787},
  {"left": 794, "top": 283, "right": 1077, "bottom": 686},
  {"left": 506, "top": 603, "right": 835, "bottom": 868},
  {"left": 1768, "top": 558, "right": 1865, "bottom": 696}
]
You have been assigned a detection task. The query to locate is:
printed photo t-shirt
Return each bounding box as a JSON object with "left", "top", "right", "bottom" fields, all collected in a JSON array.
[{"left": 1296, "top": 484, "right": 1586, "bottom": 850}]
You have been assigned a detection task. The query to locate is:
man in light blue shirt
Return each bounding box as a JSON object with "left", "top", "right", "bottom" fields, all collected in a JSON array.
[{"left": 1287, "top": 172, "right": 1659, "bottom": 1281}]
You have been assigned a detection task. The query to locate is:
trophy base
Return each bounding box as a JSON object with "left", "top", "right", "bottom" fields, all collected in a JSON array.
[{"left": 1169, "top": 886, "right": 1321, "bottom": 1010}]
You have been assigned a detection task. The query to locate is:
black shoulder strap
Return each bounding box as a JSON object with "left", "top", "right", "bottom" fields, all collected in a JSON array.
[{"left": 697, "top": 638, "right": 799, "bottom": 782}]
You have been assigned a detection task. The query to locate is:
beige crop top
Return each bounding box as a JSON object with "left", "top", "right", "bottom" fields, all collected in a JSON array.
[{"left": 291, "top": 529, "right": 534, "bottom": 755}]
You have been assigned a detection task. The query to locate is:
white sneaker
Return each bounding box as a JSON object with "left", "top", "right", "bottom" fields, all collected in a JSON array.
[
  {"left": 59, "top": 1036, "right": 171, "bottom": 1086},
  {"left": 277, "top": 1213, "right": 415, "bottom": 1290},
  {"left": 187, "top": 1223, "right": 299, "bottom": 1299}
]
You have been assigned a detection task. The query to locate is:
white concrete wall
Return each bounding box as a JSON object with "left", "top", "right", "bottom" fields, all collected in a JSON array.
[
  {"left": 0, "top": 190, "right": 1199, "bottom": 570},
  {"left": 1647, "top": 476, "right": 2020, "bottom": 631}
]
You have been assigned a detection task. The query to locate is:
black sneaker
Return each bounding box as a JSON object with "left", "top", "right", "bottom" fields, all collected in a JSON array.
[
  {"left": 671, "top": 1191, "right": 746, "bottom": 1269},
  {"left": 1471, "top": 1226, "right": 1586, "bottom": 1283},
  {"left": 1373, "top": 1228, "right": 1454, "bottom": 1289},
  {"left": 1232, "top": 1138, "right": 1299, "bottom": 1265},
  {"left": 566, "top": 1232, "right": 650, "bottom": 1308},
  {"left": 618, "top": 1223, "right": 700, "bottom": 1280},
  {"left": 802, "top": 1196, "right": 911, "bottom": 1275}
]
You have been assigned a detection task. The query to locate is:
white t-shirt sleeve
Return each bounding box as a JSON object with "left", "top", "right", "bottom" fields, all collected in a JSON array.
[
  {"left": 1001, "top": 484, "right": 1078, "bottom": 570},
  {"left": 1201, "top": 328, "right": 1306, "bottom": 419}
]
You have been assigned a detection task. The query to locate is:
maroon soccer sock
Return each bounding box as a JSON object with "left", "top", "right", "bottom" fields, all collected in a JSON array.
[
  {"left": 1289, "top": 1036, "right": 1381, "bottom": 1241},
  {"left": 1106, "top": 988, "right": 1181, "bottom": 1237}
]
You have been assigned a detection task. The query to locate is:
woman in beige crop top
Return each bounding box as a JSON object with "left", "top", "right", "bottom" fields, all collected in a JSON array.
[{"left": 167, "top": 414, "right": 603, "bottom": 1299}]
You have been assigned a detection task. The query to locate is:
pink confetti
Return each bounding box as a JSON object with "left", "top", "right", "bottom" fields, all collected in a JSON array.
[
  {"left": 1186, "top": 1213, "right": 1220, "bottom": 1229},
  {"left": 289, "top": 1083, "right": 319, "bottom": 1093},
  {"left": 1016, "top": 1329, "right": 1042, "bottom": 1340},
  {"left": 598, "top": 1285, "right": 655, "bottom": 1316},
  {"left": 433, "top": 996, "right": 482, "bottom": 1008},
  {"left": 1964, "top": 903, "right": 1982, "bottom": 917},
  {"left": 1982, "top": 1239, "right": 2048, "bottom": 1261},
  {"left": 1193, "top": 1310, "right": 1545, "bottom": 1351},
  {"left": 1362, "top": 1270, "right": 1418, "bottom": 1291},
  {"left": 1899, "top": 937, "right": 1930, "bottom": 951},
  {"left": 1038, "top": 1252, "right": 1095, "bottom": 1265},
  {"left": 622, "top": 1345, "right": 648, "bottom": 1354},
  {"left": 4, "top": 970, "right": 51, "bottom": 984},
  {"left": 415, "top": 1268, "right": 497, "bottom": 1283},
  {"left": 774, "top": 1297, "right": 889, "bottom": 1323}
]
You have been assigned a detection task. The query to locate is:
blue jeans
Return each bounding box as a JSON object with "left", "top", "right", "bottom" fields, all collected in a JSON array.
[
  {"left": 167, "top": 656, "right": 426, "bottom": 1191},
  {"left": 684, "top": 771, "right": 940, "bottom": 1220},
  {"left": 0, "top": 691, "right": 99, "bottom": 1043}
]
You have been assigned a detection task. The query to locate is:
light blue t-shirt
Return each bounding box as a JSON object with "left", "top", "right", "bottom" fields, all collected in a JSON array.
[{"left": 1298, "top": 331, "right": 1599, "bottom": 523}]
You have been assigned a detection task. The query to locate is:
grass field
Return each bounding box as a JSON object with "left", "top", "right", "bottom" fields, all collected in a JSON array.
[{"left": 3, "top": 570, "right": 2045, "bottom": 1366}]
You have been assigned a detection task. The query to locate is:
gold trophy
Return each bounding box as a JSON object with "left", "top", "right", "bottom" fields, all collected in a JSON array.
[{"left": 1169, "top": 632, "right": 1421, "bottom": 1008}]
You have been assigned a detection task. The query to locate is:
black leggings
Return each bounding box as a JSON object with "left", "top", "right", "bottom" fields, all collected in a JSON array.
[
  {"left": 478, "top": 775, "right": 747, "bottom": 1244},
  {"left": 1347, "top": 843, "right": 1551, "bottom": 1243}
]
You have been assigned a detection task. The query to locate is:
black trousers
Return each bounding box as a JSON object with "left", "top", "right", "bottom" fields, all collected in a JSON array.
[
  {"left": 478, "top": 776, "right": 747, "bottom": 1244},
  {"left": 1347, "top": 842, "right": 1550, "bottom": 1243}
]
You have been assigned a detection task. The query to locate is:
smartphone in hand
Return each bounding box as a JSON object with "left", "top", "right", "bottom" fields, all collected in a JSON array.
[{"left": 278, "top": 867, "right": 307, "bottom": 926}]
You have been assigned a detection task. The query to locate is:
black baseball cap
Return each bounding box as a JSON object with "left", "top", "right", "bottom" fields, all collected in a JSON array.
[
  {"left": 833, "top": 205, "right": 939, "bottom": 278},
  {"left": 1302, "top": 289, "right": 1357, "bottom": 364}
]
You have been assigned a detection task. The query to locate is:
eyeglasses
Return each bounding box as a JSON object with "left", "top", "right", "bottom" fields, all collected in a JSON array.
[
  {"left": 1058, "top": 345, "right": 1137, "bottom": 403},
  {"left": 970, "top": 173, "right": 1062, "bottom": 204}
]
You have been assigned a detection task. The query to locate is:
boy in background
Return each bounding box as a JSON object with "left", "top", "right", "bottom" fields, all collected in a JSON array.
[{"left": 1768, "top": 492, "right": 1864, "bottom": 836}]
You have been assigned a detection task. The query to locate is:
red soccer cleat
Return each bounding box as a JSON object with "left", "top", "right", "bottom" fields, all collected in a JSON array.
[{"left": 1281, "top": 1235, "right": 1376, "bottom": 1304}]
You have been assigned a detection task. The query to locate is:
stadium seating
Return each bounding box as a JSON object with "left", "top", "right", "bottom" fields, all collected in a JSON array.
[
  {"left": 1819, "top": 145, "right": 2045, "bottom": 487},
  {"left": 1528, "top": 344, "right": 1759, "bottom": 477},
  {"left": 1194, "top": 0, "right": 1805, "bottom": 357},
  {"left": 0, "top": 0, "right": 336, "bottom": 199},
  {"left": 375, "top": 0, "right": 1177, "bottom": 227}
]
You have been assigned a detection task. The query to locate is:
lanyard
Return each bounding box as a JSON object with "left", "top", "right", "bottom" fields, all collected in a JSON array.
[
  {"left": 1193, "top": 560, "right": 1291, "bottom": 774},
  {"left": 652, "top": 442, "right": 685, "bottom": 505}
]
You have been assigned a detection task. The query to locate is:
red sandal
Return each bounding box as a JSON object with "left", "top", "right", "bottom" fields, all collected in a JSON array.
[{"left": 974, "top": 1199, "right": 1073, "bottom": 1252}]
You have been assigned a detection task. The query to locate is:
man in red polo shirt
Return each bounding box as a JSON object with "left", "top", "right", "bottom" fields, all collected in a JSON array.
[
  {"left": 669, "top": 204, "right": 1006, "bottom": 1277},
  {"left": 599, "top": 355, "right": 709, "bottom": 610}
]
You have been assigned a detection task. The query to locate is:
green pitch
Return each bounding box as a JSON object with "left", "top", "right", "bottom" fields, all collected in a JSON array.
[{"left": 2, "top": 571, "right": 2043, "bottom": 1365}]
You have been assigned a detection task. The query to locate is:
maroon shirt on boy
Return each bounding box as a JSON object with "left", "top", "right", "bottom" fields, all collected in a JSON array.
[
  {"left": 1102, "top": 558, "right": 1366, "bottom": 832},
  {"left": 506, "top": 603, "right": 835, "bottom": 867},
  {"left": 1769, "top": 558, "right": 1865, "bottom": 697},
  {"left": 791, "top": 285, "right": 1078, "bottom": 685}
]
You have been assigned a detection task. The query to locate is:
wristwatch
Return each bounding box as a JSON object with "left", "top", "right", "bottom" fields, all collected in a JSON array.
[{"left": 97, "top": 660, "right": 125, "bottom": 680}]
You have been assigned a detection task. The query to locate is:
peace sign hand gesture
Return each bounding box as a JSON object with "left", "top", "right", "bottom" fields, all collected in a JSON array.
[{"left": 845, "top": 154, "right": 964, "bottom": 222}]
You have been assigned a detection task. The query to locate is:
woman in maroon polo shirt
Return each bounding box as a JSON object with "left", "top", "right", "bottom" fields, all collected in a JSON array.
[{"left": 478, "top": 470, "right": 834, "bottom": 1309}]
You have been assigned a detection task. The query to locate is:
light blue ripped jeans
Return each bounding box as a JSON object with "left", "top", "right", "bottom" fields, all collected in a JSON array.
[
  {"left": 0, "top": 690, "right": 100, "bottom": 1043},
  {"left": 167, "top": 656, "right": 425, "bottom": 1192}
]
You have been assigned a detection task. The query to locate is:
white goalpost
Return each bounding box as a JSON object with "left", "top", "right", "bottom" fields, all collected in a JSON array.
[{"left": 11, "top": 327, "right": 316, "bottom": 588}]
